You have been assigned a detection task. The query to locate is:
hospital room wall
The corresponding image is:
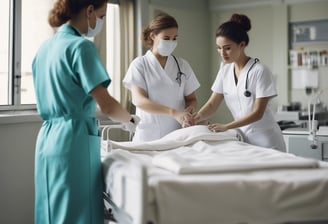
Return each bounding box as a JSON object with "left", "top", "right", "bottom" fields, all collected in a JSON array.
[{"left": 0, "top": 117, "right": 42, "bottom": 224}]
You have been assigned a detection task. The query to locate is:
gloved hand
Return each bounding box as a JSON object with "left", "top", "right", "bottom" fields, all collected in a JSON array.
[{"left": 122, "top": 115, "right": 140, "bottom": 133}]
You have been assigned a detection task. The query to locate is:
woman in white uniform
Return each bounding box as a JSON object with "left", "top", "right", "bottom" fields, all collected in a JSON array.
[
  {"left": 123, "top": 13, "right": 200, "bottom": 142},
  {"left": 193, "top": 14, "right": 286, "bottom": 151}
]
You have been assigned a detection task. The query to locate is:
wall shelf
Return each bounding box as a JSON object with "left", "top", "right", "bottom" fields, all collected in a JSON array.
[
  {"left": 289, "top": 19, "right": 328, "bottom": 46},
  {"left": 288, "top": 65, "right": 327, "bottom": 70}
]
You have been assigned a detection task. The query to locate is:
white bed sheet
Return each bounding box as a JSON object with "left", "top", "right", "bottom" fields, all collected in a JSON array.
[{"left": 102, "top": 125, "right": 328, "bottom": 224}]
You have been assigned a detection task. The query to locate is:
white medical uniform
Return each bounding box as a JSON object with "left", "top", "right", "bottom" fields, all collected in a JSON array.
[
  {"left": 212, "top": 58, "right": 286, "bottom": 151},
  {"left": 123, "top": 50, "right": 200, "bottom": 142}
]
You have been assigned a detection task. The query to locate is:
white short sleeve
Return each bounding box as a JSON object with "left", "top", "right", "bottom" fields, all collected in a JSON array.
[
  {"left": 211, "top": 62, "right": 227, "bottom": 93},
  {"left": 254, "top": 64, "right": 277, "bottom": 98},
  {"left": 178, "top": 58, "right": 200, "bottom": 96},
  {"left": 123, "top": 56, "right": 147, "bottom": 91}
]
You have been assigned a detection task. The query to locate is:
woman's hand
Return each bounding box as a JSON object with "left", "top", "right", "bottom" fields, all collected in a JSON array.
[
  {"left": 172, "top": 110, "right": 193, "bottom": 127},
  {"left": 182, "top": 106, "right": 196, "bottom": 127},
  {"left": 208, "top": 123, "right": 228, "bottom": 132},
  {"left": 184, "top": 105, "right": 195, "bottom": 114},
  {"left": 192, "top": 113, "right": 203, "bottom": 125}
]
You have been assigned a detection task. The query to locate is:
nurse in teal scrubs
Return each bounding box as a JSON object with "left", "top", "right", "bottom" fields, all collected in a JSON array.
[{"left": 32, "top": 1, "right": 137, "bottom": 223}]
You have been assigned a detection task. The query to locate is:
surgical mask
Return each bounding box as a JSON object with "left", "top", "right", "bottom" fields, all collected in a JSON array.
[
  {"left": 85, "top": 17, "right": 104, "bottom": 38},
  {"left": 157, "top": 39, "right": 177, "bottom": 56}
]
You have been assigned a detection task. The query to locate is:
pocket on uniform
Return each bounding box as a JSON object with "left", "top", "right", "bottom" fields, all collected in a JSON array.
[
  {"left": 87, "top": 134, "right": 101, "bottom": 160},
  {"left": 86, "top": 134, "right": 102, "bottom": 180}
]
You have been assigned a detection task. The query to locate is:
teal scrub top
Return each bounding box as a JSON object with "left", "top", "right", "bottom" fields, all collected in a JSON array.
[{"left": 32, "top": 24, "right": 110, "bottom": 224}]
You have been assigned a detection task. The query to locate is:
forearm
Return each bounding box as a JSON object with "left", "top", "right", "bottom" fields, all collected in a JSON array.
[
  {"left": 134, "top": 97, "right": 192, "bottom": 126},
  {"left": 225, "top": 97, "right": 269, "bottom": 129},
  {"left": 184, "top": 92, "right": 197, "bottom": 113},
  {"left": 196, "top": 102, "right": 218, "bottom": 122},
  {"left": 91, "top": 85, "right": 132, "bottom": 123},
  {"left": 196, "top": 92, "right": 223, "bottom": 123},
  {"left": 225, "top": 112, "right": 262, "bottom": 130},
  {"left": 103, "top": 97, "right": 132, "bottom": 122},
  {"left": 134, "top": 97, "right": 176, "bottom": 116},
  {"left": 131, "top": 86, "right": 177, "bottom": 116},
  {"left": 184, "top": 98, "right": 197, "bottom": 113}
]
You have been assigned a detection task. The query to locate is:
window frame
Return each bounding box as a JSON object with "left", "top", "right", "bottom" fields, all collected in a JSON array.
[
  {"left": 1, "top": 0, "right": 36, "bottom": 111},
  {"left": 1, "top": 0, "right": 122, "bottom": 112}
]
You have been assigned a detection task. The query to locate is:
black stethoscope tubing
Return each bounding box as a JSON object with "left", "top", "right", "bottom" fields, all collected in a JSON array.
[
  {"left": 244, "top": 58, "right": 259, "bottom": 97},
  {"left": 172, "top": 55, "right": 186, "bottom": 87}
]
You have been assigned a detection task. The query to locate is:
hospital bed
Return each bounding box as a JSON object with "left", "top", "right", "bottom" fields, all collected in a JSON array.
[{"left": 100, "top": 125, "right": 328, "bottom": 224}]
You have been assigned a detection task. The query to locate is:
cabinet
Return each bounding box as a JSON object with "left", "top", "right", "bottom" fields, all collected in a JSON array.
[{"left": 283, "top": 128, "right": 328, "bottom": 162}]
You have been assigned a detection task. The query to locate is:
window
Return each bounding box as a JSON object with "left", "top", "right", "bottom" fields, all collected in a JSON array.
[
  {"left": 0, "top": 0, "right": 54, "bottom": 108},
  {"left": 106, "top": 4, "right": 121, "bottom": 100},
  {"left": 0, "top": 1, "right": 121, "bottom": 110},
  {"left": 21, "top": 0, "right": 55, "bottom": 105},
  {"left": 0, "top": 0, "right": 10, "bottom": 106}
]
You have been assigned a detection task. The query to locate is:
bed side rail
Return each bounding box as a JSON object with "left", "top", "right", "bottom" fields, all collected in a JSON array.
[{"left": 102, "top": 151, "right": 148, "bottom": 224}]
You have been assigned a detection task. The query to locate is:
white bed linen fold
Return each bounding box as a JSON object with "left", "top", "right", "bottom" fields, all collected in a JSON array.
[
  {"left": 151, "top": 140, "right": 319, "bottom": 174},
  {"left": 109, "top": 125, "right": 241, "bottom": 151},
  {"left": 109, "top": 125, "right": 319, "bottom": 174}
]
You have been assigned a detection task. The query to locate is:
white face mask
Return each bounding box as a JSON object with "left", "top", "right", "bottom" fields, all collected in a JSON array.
[
  {"left": 85, "top": 17, "right": 104, "bottom": 38},
  {"left": 157, "top": 39, "right": 177, "bottom": 56}
]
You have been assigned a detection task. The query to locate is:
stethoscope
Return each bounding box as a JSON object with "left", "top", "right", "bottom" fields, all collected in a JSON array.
[
  {"left": 243, "top": 58, "right": 259, "bottom": 97},
  {"left": 172, "top": 55, "right": 186, "bottom": 87}
]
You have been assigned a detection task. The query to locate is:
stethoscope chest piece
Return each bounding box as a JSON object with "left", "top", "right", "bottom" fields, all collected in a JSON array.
[{"left": 244, "top": 90, "right": 251, "bottom": 97}]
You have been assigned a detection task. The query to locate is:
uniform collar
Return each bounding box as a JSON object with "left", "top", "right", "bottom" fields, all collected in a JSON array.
[
  {"left": 243, "top": 57, "right": 257, "bottom": 71},
  {"left": 145, "top": 50, "right": 173, "bottom": 69},
  {"left": 145, "top": 50, "right": 160, "bottom": 65},
  {"left": 57, "top": 24, "right": 82, "bottom": 36}
]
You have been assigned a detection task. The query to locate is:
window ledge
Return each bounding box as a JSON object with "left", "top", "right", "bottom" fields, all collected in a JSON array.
[
  {"left": 0, "top": 110, "right": 42, "bottom": 125},
  {"left": 0, "top": 110, "right": 116, "bottom": 125}
]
